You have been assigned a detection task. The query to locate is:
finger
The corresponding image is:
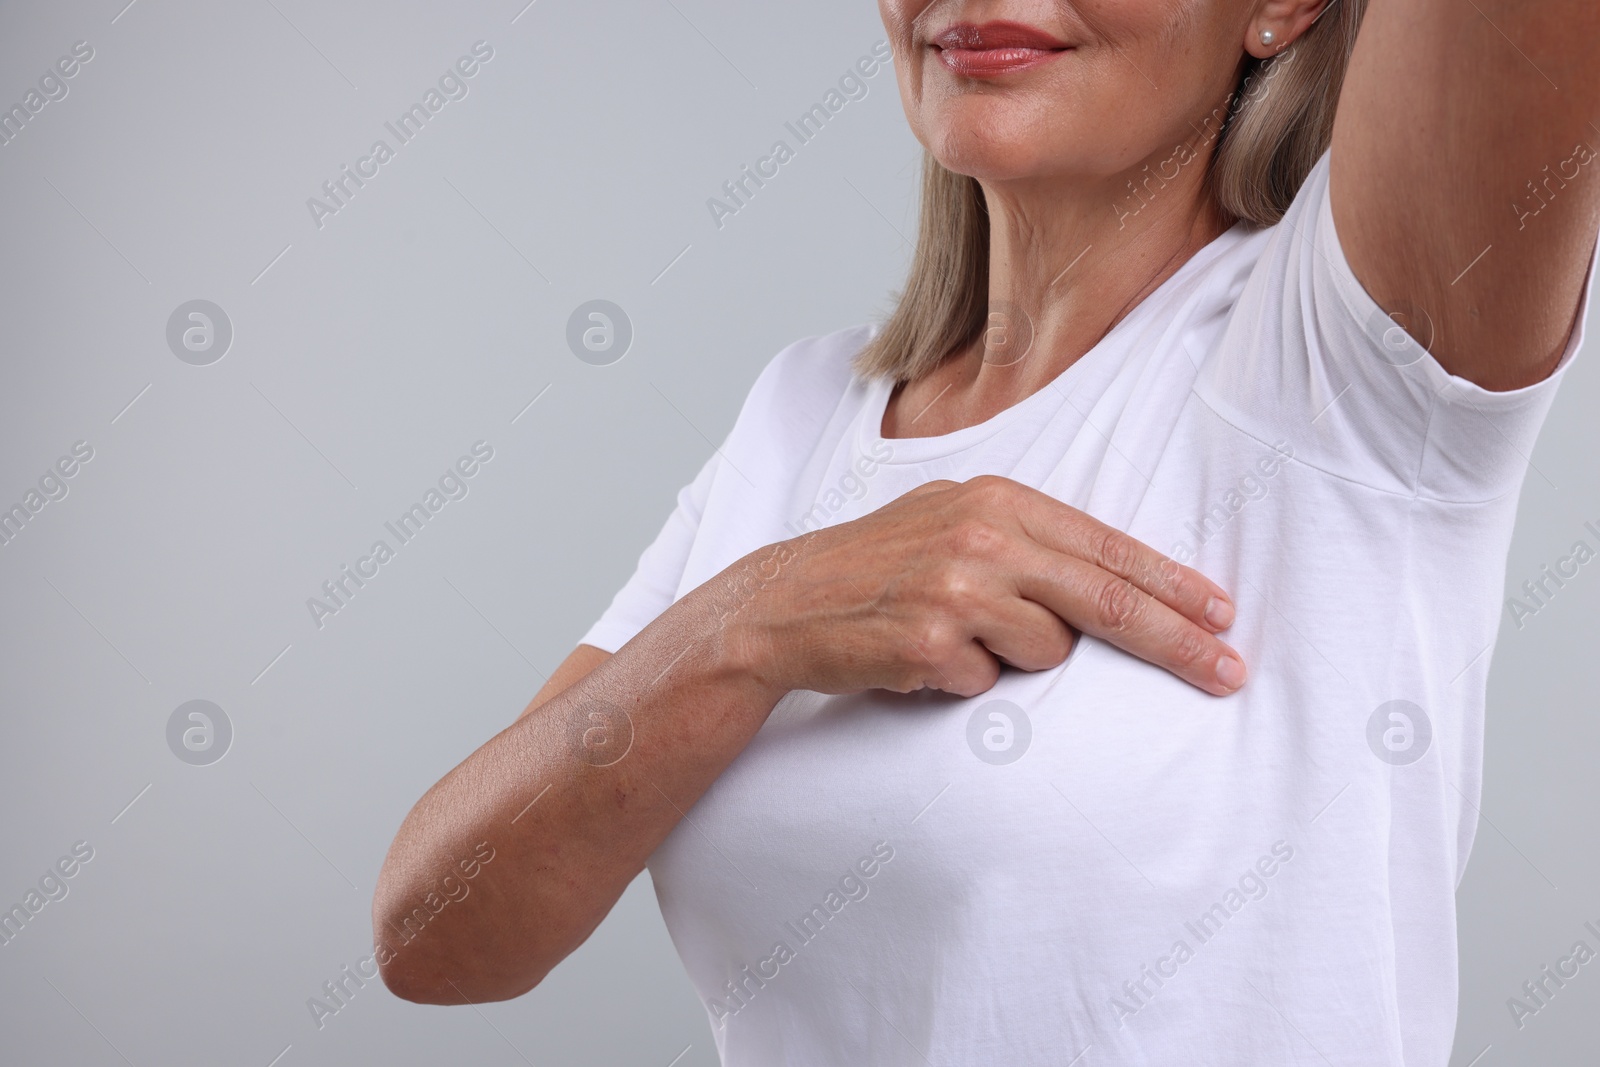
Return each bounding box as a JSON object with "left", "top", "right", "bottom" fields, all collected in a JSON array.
[
  {"left": 969, "top": 595, "right": 1077, "bottom": 673},
  {"left": 1011, "top": 547, "right": 1247, "bottom": 696},
  {"left": 907, "top": 636, "right": 1003, "bottom": 699},
  {"left": 1013, "top": 489, "right": 1235, "bottom": 632}
]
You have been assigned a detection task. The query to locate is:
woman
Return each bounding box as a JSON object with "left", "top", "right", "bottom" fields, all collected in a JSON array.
[{"left": 374, "top": 0, "right": 1600, "bottom": 1062}]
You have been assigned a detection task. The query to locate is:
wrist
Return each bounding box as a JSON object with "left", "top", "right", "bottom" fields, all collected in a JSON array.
[{"left": 691, "top": 542, "right": 801, "bottom": 703}]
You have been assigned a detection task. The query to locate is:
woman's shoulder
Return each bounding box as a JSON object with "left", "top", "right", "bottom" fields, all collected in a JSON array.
[
  {"left": 750, "top": 321, "right": 879, "bottom": 397},
  {"left": 735, "top": 321, "right": 880, "bottom": 423},
  {"left": 715, "top": 321, "right": 882, "bottom": 465}
]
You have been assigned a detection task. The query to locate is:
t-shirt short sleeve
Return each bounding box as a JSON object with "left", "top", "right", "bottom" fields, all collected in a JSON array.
[
  {"left": 576, "top": 446, "right": 722, "bottom": 654},
  {"left": 1195, "top": 147, "right": 1600, "bottom": 503},
  {"left": 572, "top": 325, "right": 872, "bottom": 656}
]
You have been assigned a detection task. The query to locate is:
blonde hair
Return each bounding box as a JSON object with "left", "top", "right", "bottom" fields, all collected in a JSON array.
[{"left": 853, "top": 0, "right": 1369, "bottom": 383}]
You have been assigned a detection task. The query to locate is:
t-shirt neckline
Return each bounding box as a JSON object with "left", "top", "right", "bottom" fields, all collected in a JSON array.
[{"left": 857, "top": 220, "right": 1251, "bottom": 466}]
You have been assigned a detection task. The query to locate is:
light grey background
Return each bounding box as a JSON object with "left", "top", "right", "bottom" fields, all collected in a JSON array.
[{"left": 0, "top": 2, "right": 1594, "bottom": 1065}]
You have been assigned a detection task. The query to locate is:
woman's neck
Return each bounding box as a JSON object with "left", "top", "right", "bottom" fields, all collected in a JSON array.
[{"left": 882, "top": 160, "right": 1234, "bottom": 439}]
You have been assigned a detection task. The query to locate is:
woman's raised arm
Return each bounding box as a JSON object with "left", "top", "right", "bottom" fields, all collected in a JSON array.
[{"left": 1330, "top": 0, "right": 1600, "bottom": 390}]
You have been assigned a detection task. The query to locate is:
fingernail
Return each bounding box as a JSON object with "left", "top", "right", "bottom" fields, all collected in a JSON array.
[
  {"left": 1204, "top": 597, "right": 1234, "bottom": 630},
  {"left": 1216, "top": 654, "right": 1247, "bottom": 691}
]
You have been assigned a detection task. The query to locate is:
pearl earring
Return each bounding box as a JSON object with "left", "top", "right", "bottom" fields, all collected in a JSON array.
[{"left": 1259, "top": 29, "right": 1276, "bottom": 46}]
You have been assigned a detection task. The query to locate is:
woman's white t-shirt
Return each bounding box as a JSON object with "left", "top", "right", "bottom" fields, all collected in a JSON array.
[{"left": 578, "top": 150, "right": 1598, "bottom": 1066}]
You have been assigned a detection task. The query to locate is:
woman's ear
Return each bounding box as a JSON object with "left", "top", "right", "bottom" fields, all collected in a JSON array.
[{"left": 1246, "top": 0, "right": 1332, "bottom": 60}]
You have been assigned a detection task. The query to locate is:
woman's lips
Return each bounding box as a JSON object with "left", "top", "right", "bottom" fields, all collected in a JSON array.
[{"left": 931, "top": 20, "right": 1071, "bottom": 78}]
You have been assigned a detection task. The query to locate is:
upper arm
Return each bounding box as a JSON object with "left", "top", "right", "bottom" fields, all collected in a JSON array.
[
  {"left": 525, "top": 441, "right": 727, "bottom": 727},
  {"left": 515, "top": 643, "right": 611, "bottom": 721},
  {"left": 1331, "top": 0, "right": 1600, "bottom": 390},
  {"left": 570, "top": 445, "right": 724, "bottom": 661}
]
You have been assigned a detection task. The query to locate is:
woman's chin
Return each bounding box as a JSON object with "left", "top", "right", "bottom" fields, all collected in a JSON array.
[
  {"left": 922, "top": 108, "right": 1088, "bottom": 183},
  {"left": 928, "top": 138, "right": 1068, "bottom": 184}
]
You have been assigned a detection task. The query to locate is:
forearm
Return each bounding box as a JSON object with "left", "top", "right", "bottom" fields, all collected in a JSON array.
[{"left": 372, "top": 565, "right": 785, "bottom": 1004}]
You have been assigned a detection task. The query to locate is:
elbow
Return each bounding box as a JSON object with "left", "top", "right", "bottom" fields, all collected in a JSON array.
[
  {"left": 377, "top": 957, "right": 455, "bottom": 1006},
  {"left": 376, "top": 958, "right": 502, "bottom": 1006},
  {"left": 374, "top": 937, "right": 549, "bottom": 1006},
  {"left": 372, "top": 835, "right": 560, "bottom": 1004},
  {"left": 371, "top": 899, "right": 553, "bottom": 1005},
  {"left": 379, "top": 959, "right": 550, "bottom": 1011}
]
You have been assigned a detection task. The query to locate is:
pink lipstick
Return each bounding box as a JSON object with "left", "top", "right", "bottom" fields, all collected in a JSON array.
[{"left": 932, "top": 20, "right": 1071, "bottom": 78}]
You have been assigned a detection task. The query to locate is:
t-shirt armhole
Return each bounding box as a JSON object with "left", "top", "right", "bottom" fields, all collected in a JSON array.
[
  {"left": 1318, "top": 156, "right": 1598, "bottom": 406},
  {"left": 575, "top": 447, "right": 722, "bottom": 654},
  {"left": 1312, "top": 149, "right": 1600, "bottom": 500}
]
